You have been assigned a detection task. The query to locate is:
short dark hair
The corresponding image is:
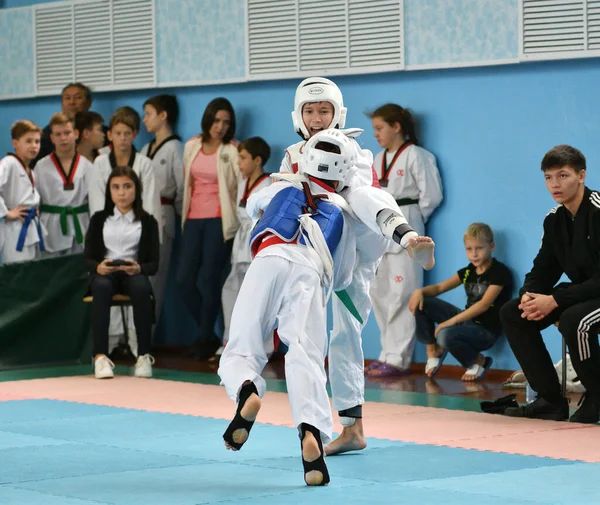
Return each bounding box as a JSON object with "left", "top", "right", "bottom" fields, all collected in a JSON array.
[
  {"left": 62, "top": 82, "right": 92, "bottom": 105},
  {"left": 367, "top": 103, "right": 419, "bottom": 146},
  {"left": 143, "top": 94, "right": 179, "bottom": 128},
  {"left": 104, "top": 165, "right": 144, "bottom": 221},
  {"left": 541, "top": 144, "right": 586, "bottom": 173},
  {"left": 201, "top": 97, "right": 236, "bottom": 144},
  {"left": 110, "top": 106, "right": 140, "bottom": 132},
  {"left": 74, "top": 110, "right": 104, "bottom": 133},
  {"left": 238, "top": 136, "right": 271, "bottom": 167}
]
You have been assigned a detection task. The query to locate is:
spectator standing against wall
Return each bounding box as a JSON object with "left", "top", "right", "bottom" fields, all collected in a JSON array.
[
  {"left": 140, "top": 94, "right": 184, "bottom": 329},
  {"left": 37, "top": 112, "right": 92, "bottom": 257},
  {"left": 177, "top": 98, "right": 241, "bottom": 360},
  {"left": 0, "top": 121, "right": 45, "bottom": 264},
  {"left": 366, "top": 104, "right": 443, "bottom": 377}
]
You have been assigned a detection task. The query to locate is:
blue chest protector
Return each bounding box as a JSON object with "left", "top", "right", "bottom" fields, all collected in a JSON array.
[{"left": 250, "top": 185, "right": 344, "bottom": 256}]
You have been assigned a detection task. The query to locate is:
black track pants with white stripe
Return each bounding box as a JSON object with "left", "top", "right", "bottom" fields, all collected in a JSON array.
[
  {"left": 500, "top": 298, "right": 563, "bottom": 402},
  {"left": 501, "top": 297, "right": 600, "bottom": 401},
  {"left": 558, "top": 298, "right": 600, "bottom": 395}
]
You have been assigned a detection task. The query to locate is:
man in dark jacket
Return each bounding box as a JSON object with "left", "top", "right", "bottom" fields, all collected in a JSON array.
[{"left": 501, "top": 144, "right": 600, "bottom": 424}]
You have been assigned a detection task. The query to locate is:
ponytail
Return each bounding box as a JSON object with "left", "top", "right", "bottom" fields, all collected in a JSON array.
[{"left": 368, "top": 103, "right": 419, "bottom": 146}]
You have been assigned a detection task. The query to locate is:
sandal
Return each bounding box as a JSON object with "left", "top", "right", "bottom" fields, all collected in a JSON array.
[
  {"left": 462, "top": 356, "right": 493, "bottom": 382},
  {"left": 367, "top": 362, "right": 410, "bottom": 378},
  {"left": 300, "top": 423, "right": 330, "bottom": 486},
  {"left": 223, "top": 382, "right": 259, "bottom": 450},
  {"left": 425, "top": 350, "right": 448, "bottom": 378},
  {"left": 365, "top": 360, "right": 383, "bottom": 373},
  {"left": 502, "top": 370, "right": 527, "bottom": 389}
]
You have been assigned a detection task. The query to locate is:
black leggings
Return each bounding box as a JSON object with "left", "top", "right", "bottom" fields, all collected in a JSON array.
[{"left": 91, "top": 272, "right": 153, "bottom": 356}]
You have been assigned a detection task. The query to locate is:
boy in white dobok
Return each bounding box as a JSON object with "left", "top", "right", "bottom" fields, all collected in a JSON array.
[
  {"left": 220, "top": 137, "right": 272, "bottom": 354},
  {"left": 280, "top": 77, "right": 436, "bottom": 456},
  {"left": 141, "top": 94, "right": 184, "bottom": 328},
  {"left": 37, "top": 112, "right": 93, "bottom": 256},
  {"left": 218, "top": 130, "right": 434, "bottom": 486},
  {"left": 0, "top": 121, "right": 45, "bottom": 264}
]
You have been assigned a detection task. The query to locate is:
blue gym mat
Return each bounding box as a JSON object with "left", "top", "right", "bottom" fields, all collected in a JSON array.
[{"left": 0, "top": 399, "right": 598, "bottom": 505}]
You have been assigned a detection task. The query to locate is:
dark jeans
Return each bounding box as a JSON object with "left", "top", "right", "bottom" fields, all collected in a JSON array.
[
  {"left": 500, "top": 296, "right": 600, "bottom": 401},
  {"left": 176, "top": 218, "right": 232, "bottom": 342},
  {"left": 91, "top": 272, "right": 153, "bottom": 356},
  {"left": 415, "top": 297, "right": 498, "bottom": 368}
]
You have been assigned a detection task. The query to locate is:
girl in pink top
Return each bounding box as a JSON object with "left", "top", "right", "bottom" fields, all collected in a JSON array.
[{"left": 177, "top": 98, "right": 241, "bottom": 360}]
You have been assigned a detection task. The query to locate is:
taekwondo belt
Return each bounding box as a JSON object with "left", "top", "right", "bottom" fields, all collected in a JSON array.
[
  {"left": 16, "top": 207, "right": 46, "bottom": 252},
  {"left": 39, "top": 203, "right": 89, "bottom": 244},
  {"left": 395, "top": 198, "right": 419, "bottom": 206}
]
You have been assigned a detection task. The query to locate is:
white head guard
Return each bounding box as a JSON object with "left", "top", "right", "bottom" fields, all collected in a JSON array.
[
  {"left": 292, "top": 77, "right": 347, "bottom": 139},
  {"left": 298, "top": 129, "right": 356, "bottom": 191}
]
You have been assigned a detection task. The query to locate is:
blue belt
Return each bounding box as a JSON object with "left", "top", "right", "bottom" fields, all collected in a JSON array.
[{"left": 16, "top": 208, "right": 46, "bottom": 252}]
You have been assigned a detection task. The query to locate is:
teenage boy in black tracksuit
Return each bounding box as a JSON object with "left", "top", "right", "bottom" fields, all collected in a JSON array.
[{"left": 500, "top": 144, "right": 600, "bottom": 424}]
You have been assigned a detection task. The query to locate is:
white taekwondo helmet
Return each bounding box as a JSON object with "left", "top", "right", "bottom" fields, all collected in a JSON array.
[
  {"left": 292, "top": 77, "right": 347, "bottom": 139},
  {"left": 299, "top": 129, "right": 356, "bottom": 191}
]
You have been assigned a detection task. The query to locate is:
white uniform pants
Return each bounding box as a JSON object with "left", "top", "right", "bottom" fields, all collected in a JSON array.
[
  {"left": 328, "top": 217, "right": 389, "bottom": 412},
  {"left": 218, "top": 255, "right": 333, "bottom": 443},
  {"left": 221, "top": 262, "right": 250, "bottom": 346},
  {"left": 41, "top": 242, "right": 84, "bottom": 258},
  {"left": 370, "top": 203, "right": 425, "bottom": 369},
  {"left": 329, "top": 260, "right": 378, "bottom": 412},
  {"left": 370, "top": 250, "right": 423, "bottom": 368},
  {"left": 222, "top": 261, "right": 275, "bottom": 355},
  {"left": 0, "top": 243, "right": 38, "bottom": 264},
  {"left": 150, "top": 205, "right": 176, "bottom": 334}
]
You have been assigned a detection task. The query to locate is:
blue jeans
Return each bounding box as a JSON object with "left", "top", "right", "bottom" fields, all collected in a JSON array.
[
  {"left": 415, "top": 297, "right": 498, "bottom": 368},
  {"left": 176, "top": 218, "right": 232, "bottom": 341}
]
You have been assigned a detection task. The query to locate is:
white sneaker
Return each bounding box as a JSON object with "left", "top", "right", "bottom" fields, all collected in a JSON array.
[
  {"left": 134, "top": 354, "right": 155, "bottom": 378},
  {"left": 94, "top": 355, "right": 115, "bottom": 379}
]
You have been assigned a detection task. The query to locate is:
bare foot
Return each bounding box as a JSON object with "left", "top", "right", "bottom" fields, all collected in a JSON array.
[
  {"left": 224, "top": 393, "right": 261, "bottom": 451},
  {"left": 302, "top": 430, "right": 327, "bottom": 486},
  {"left": 324, "top": 420, "right": 367, "bottom": 456},
  {"left": 408, "top": 237, "right": 435, "bottom": 270}
]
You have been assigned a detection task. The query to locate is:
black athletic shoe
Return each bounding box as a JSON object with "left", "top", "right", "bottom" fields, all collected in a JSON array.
[
  {"left": 504, "top": 396, "right": 569, "bottom": 421},
  {"left": 569, "top": 393, "right": 600, "bottom": 424}
]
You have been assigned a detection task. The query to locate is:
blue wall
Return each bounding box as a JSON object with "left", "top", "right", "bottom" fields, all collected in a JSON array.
[
  {"left": 2, "top": 58, "right": 599, "bottom": 369},
  {"left": 1, "top": 0, "right": 599, "bottom": 369}
]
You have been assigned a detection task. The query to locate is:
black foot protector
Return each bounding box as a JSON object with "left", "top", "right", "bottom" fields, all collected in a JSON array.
[
  {"left": 223, "top": 382, "right": 259, "bottom": 450},
  {"left": 299, "top": 423, "right": 330, "bottom": 486}
]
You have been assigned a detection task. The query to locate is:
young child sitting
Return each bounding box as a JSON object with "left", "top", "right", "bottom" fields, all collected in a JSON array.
[{"left": 409, "top": 223, "right": 512, "bottom": 381}]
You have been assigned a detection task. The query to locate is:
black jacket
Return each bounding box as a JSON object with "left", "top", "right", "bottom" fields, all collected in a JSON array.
[
  {"left": 520, "top": 186, "right": 600, "bottom": 308},
  {"left": 84, "top": 209, "right": 160, "bottom": 276}
]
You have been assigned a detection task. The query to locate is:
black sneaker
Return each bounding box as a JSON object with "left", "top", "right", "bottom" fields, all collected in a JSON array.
[
  {"left": 569, "top": 393, "right": 600, "bottom": 424},
  {"left": 504, "top": 396, "right": 569, "bottom": 421}
]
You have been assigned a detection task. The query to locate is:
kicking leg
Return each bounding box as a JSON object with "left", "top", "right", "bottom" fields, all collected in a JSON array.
[{"left": 407, "top": 236, "right": 435, "bottom": 270}]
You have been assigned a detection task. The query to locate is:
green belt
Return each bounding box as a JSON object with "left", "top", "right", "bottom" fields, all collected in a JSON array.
[
  {"left": 39, "top": 203, "right": 89, "bottom": 244},
  {"left": 395, "top": 198, "right": 419, "bottom": 206},
  {"left": 334, "top": 290, "right": 363, "bottom": 324}
]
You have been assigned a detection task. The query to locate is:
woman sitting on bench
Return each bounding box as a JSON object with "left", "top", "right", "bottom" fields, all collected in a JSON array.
[{"left": 84, "top": 165, "right": 159, "bottom": 379}]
